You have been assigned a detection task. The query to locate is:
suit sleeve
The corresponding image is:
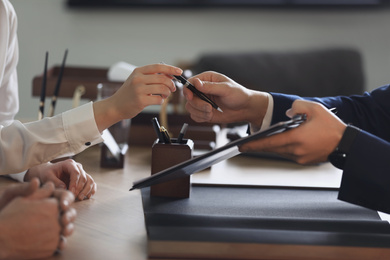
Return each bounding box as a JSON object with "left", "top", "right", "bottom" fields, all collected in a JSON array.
[
  {"left": 338, "top": 130, "right": 390, "bottom": 213},
  {"left": 271, "top": 85, "right": 390, "bottom": 213},
  {"left": 272, "top": 84, "right": 390, "bottom": 142}
]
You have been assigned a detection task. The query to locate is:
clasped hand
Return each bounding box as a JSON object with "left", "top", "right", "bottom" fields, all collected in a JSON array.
[{"left": 0, "top": 178, "right": 76, "bottom": 259}]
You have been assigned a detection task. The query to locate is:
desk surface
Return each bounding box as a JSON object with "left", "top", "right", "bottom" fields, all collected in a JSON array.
[
  {"left": 0, "top": 144, "right": 387, "bottom": 260},
  {"left": 0, "top": 145, "right": 152, "bottom": 260}
]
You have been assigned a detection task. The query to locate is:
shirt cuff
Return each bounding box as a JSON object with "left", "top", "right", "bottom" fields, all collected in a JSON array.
[
  {"left": 250, "top": 93, "right": 274, "bottom": 133},
  {"left": 7, "top": 171, "right": 26, "bottom": 182},
  {"left": 62, "top": 102, "right": 104, "bottom": 154}
]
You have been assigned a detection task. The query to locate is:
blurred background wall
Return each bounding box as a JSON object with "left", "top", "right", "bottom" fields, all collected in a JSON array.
[{"left": 12, "top": 0, "right": 390, "bottom": 120}]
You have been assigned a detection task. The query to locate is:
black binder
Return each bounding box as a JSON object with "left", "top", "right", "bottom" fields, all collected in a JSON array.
[{"left": 142, "top": 185, "right": 390, "bottom": 259}]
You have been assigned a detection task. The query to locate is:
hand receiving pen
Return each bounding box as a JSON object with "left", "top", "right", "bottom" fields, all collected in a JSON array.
[
  {"left": 172, "top": 74, "right": 223, "bottom": 113},
  {"left": 160, "top": 62, "right": 223, "bottom": 112}
]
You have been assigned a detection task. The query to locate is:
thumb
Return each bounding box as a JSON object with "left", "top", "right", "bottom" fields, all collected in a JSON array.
[
  {"left": 27, "top": 181, "right": 55, "bottom": 200},
  {"left": 0, "top": 178, "right": 40, "bottom": 210},
  {"left": 8, "top": 178, "right": 40, "bottom": 197},
  {"left": 286, "top": 100, "right": 312, "bottom": 118},
  {"left": 192, "top": 78, "right": 226, "bottom": 97}
]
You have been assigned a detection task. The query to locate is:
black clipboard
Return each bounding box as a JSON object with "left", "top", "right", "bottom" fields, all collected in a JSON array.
[{"left": 130, "top": 114, "right": 306, "bottom": 191}]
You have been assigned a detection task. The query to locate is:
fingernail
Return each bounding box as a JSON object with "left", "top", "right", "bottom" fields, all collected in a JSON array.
[
  {"left": 62, "top": 200, "right": 69, "bottom": 207},
  {"left": 78, "top": 194, "right": 85, "bottom": 200},
  {"left": 175, "top": 68, "right": 182, "bottom": 74},
  {"left": 42, "top": 182, "right": 54, "bottom": 189}
]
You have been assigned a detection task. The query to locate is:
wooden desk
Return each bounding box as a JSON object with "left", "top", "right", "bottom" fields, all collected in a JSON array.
[
  {"left": 2, "top": 144, "right": 390, "bottom": 260},
  {"left": 0, "top": 145, "right": 152, "bottom": 260}
]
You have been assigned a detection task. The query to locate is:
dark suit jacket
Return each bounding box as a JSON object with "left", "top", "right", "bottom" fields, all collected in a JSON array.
[{"left": 271, "top": 84, "right": 390, "bottom": 214}]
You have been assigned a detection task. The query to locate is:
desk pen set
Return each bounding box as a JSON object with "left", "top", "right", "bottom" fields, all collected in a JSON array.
[
  {"left": 150, "top": 117, "right": 193, "bottom": 198},
  {"left": 151, "top": 117, "right": 189, "bottom": 145}
]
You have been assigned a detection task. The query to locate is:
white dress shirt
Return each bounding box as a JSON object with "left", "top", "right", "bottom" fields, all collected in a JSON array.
[
  {"left": 0, "top": 0, "right": 103, "bottom": 179},
  {"left": 250, "top": 93, "right": 274, "bottom": 133}
]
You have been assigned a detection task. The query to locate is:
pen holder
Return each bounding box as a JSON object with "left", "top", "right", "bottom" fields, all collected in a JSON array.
[{"left": 151, "top": 138, "right": 194, "bottom": 198}]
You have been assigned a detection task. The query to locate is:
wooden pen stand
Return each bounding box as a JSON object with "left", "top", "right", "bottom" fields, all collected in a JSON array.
[{"left": 151, "top": 138, "right": 194, "bottom": 198}]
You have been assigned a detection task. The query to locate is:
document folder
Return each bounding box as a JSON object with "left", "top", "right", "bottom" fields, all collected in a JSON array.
[{"left": 130, "top": 115, "right": 306, "bottom": 190}]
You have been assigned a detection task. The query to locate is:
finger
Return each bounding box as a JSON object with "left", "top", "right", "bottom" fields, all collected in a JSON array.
[
  {"left": 191, "top": 78, "right": 225, "bottom": 97},
  {"left": 145, "top": 74, "right": 177, "bottom": 92},
  {"left": 136, "top": 64, "right": 182, "bottom": 76},
  {"left": 184, "top": 87, "right": 213, "bottom": 114},
  {"left": 90, "top": 182, "right": 97, "bottom": 198},
  {"left": 60, "top": 208, "right": 77, "bottom": 237},
  {"left": 185, "top": 101, "right": 213, "bottom": 123},
  {"left": 144, "top": 83, "right": 174, "bottom": 99},
  {"left": 85, "top": 182, "right": 97, "bottom": 200},
  {"left": 74, "top": 163, "right": 87, "bottom": 200},
  {"left": 60, "top": 207, "right": 77, "bottom": 227},
  {"left": 188, "top": 71, "right": 217, "bottom": 84},
  {"left": 63, "top": 160, "right": 82, "bottom": 195},
  {"left": 27, "top": 181, "right": 55, "bottom": 200},
  {"left": 53, "top": 189, "right": 75, "bottom": 212},
  {"left": 57, "top": 235, "right": 67, "bottom": 251},
  {"left": 140, "top": 94, "right": 167, "bottom": 106},
  {"left": 182, "top": 86, "right": 194, "bottom": 101},
  {"left": 3, "top": 178, "right": 40, "bottom": 199},
  {"left": 61, "top": 223, "right": 75, "bottom": 237},
  {"left": 130, "top": 72, "right": 176, "bottom": 94},
  {"left": 77, "top": 175, "right": 96, "bottom": 201},
  {"left": 287, "top": 100, "right": 318, "bottom": 119}
]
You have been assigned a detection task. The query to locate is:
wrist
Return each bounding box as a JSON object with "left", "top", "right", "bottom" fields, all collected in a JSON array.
[
  {"left": 246, "top": 91, "right": 269, "bottom": 129},
  {"left": 93, "top": 98, "right": 122, "bottom": 132}
]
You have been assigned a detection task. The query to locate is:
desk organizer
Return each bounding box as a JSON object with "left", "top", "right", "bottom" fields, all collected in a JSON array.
[{"left": 151, "top": 138, "right": 194, "bottom": 198}]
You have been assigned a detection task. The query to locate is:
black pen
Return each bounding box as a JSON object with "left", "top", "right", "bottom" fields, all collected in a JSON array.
[
  {"left": 291, "top": 107, "right": 336, "bottom": 123},
  {"left": 49, "top": 49, "right": 68, "bottom": 117},
  {"left": 151, "top": 117, "right": 164, "bottom": 143},
  {"left": 177, "top": 123, "right": 188, "bottom": 144},
  {"left": 173, "top": 74, "right": 223, "bottom": 113},
  {"left": 38, "top": 51, "right": 48, "bottom": 120}
]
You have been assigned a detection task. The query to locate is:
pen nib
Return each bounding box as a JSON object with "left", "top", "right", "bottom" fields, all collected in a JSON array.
[{"left": 217, "top": 107, "right": 224, "bottom": 113}]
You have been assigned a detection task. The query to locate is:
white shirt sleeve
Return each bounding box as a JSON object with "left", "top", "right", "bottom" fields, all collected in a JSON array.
[
  {"left": 7, "top": 171, "right": 25, "bottom": 182},
  {"left": 0, "top": 102, "right": 104, "bottom": 175},
  {"left": 0, "top": 1, "right": 104, "bottom": 177},
  {"left": 250, "top": 93, "right": 274, "bottom": 133},
  {"left": 0, "top": 0, "right": 19, "bottom": 125}
]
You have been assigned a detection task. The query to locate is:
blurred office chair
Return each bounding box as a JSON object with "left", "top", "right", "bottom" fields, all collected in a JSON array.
[{"left": 190, "top": 48, "right": 365, "bottom": 97}]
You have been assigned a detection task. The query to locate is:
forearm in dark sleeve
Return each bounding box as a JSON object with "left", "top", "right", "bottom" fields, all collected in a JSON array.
[{"left": 338, "top": 130, "right": 390, "bottom": 214}]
